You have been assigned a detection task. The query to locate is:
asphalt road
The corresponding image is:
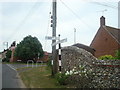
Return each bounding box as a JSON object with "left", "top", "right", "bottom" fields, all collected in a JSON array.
[{"left": 2, "top": 64, "right": 25, "bottom": 88}]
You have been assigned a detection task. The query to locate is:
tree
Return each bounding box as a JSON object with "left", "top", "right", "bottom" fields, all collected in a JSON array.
[
  {"left": 3, "top": 49, "right": 12, "bottom": 62},
  {"left": 6, "top": 50, "right": 12, "bottom": 59},
  {"left": 14, "top": 35, "right": 44, "bottom": 62}
]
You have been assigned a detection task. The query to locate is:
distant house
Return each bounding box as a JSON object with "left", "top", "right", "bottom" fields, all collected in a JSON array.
[
  {"left": 8, "top": 41, "right": 17, "bottom": 62},
  {"left": 37, "top": 51, "right": 51, "bottom": 62},
  {"left": 10, "top": 46, "right": 16, "bottom": 62},
  {"left": 90, "top": 16, "right": 120, "bottom": 58},
  {"left": 0, "top": 49, "right": 8, "bottom": 60},
  {"left": 72, "top": 43, "right": 95, "bottom": 55}
]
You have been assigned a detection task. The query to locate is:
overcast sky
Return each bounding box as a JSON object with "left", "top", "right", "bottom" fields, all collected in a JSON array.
[{"left": 0, "top": 0, "right": 118, "bottom": 52}]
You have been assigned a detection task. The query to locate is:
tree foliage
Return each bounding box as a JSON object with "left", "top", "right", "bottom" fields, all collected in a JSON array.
[
  {"left": 2, "top": 49, "right": 12, "bottom": 62},
  {"left": 115, "top": 50, "right": 120, "bottom": 59},
  {"left": 6, "top": 49, "right": 12, "bottom": 59},
  {"left": 14, "top": 35, "right": 44, "bottom": 62}
]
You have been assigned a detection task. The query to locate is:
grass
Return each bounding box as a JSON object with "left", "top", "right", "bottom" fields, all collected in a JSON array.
[
  {"left": 18, "top": 66, "right": 66, "bottom": 88},
  {"left": 16, "top": 67, "right": 33, "bottom": 71}
]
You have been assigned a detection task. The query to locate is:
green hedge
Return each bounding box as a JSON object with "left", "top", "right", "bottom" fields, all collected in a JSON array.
[{"left": 98, "top": 55, "right": 115, "bottom": 60}]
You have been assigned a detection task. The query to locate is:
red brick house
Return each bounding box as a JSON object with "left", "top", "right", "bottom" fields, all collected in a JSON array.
[
  {"left": 10, "top": 46, "right": 17, "bottom": 62},
  {"left": 9, "top": 41, "right": 17, "bottom": 62},
  {"left": 90, "top": 16, "right": 120, "bottom": 58},
  {"left": 37, "top": 51, "right": 51, "bottom": 62},
  {"left": 0, "top": 49, "right": 8, "bottom": 60}
]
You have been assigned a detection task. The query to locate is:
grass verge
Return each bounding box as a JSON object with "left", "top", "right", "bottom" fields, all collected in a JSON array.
[{"left": 18, "top": 66, "right": 66, "bottom": 88}]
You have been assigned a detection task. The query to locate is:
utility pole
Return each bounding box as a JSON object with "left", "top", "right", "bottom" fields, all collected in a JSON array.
[
  {"left": 74, "top": 28, "right": 76, "bottom": 44},
  {"left": 97, "top": 9, "right": 107, "bottom": 16},
  {"left": 3, "top": 42, "right": 8, "bottom": 50},
  {"left": 6, "top": 42, "right": 8, "bottom": 49},
  {"left": 52, "top": 0, "right": 57, "bottom": 75},
  {"left": 101, "top": 9, "right": 107, "bottom": 16}
]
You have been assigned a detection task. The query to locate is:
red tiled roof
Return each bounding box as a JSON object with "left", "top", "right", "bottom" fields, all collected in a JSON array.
[
  {"left": 44, "top": 52, "right": 48, "bottom": 55},
  {"left": 72, "top": 43, "right": 95, "bottom": 55},
  {"left": 103, "top": 25, "right": 120, "bottom": 44}
]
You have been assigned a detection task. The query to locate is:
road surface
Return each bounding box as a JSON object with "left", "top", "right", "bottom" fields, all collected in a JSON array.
[{"left": 2, "top": 64, "right": 26, "bottom": 88}]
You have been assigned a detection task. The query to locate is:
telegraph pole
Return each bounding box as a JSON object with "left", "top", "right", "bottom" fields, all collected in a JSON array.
[
  {"left": 97, "top": 9, "right": 107, "bottom": 16},
  {"left": 101, "top": 9, "right": 107, "bottom": 16},
  {"left": 52, "top": 0, "right": 57, "bottom": 75},
  {"left": 74, "top": 28, "right": 76, "bottom": 44},
  {"left": 3, "top": 42, "right": 8, "bottom": 50},
  {"left": 6, "top": 42, "right": 8, "bottom": 49}
]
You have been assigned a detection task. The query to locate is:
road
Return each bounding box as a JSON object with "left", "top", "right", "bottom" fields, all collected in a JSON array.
[{"left": 2, "top": 64, "right": 26, "bottom": 88}]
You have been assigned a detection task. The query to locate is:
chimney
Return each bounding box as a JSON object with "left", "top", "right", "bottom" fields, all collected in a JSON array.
[{"left": 100, "top": 16, "right": 105, "bottom": 26}]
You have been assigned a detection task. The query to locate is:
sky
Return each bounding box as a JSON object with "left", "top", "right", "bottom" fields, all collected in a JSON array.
[{"left": 0, "top": 0, "right": 119, "bottom": 53}]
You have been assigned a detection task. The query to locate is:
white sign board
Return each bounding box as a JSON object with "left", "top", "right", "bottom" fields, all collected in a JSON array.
[
  {"left": 45, "top": 36, "right": 59, "bottom": 40},
  {"left": 51, "top": 38, "right": 67, "bottom": 46},
  {"left": 60, "top": 38, "right": 67, "bottom": 43}
]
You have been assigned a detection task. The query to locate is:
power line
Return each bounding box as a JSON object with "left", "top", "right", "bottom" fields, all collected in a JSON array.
[
  {"left": 92, "top": 2, "right": 118, "bottom": 10},
  {"left": 96, "top": 9, "right": 107, "bottom": 16},
  {"left": 44, "top": 2, "right": 52, "bottom": 51},
  {"left": 60, "top": 0, "right": 95, "bottom": 31},
  {"left": 5, "top": 1, "right": 41, "bottom": 42}
]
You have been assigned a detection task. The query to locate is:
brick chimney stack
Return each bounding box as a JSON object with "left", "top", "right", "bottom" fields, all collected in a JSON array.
[{"left": 100, "top": 16, "right": 105, "bottom": 26}]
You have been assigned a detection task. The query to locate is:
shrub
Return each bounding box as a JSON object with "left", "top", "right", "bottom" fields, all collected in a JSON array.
[
  {"left": 55, "top": 73, "right": 69, "bottom": 85},
  {"left": 46, "top": 59, "right": 52, "bottom": 68},
  {"left": 6, "top": 50, "right": 12, "bottom": 59},
  {"left": 55, "top": 66, "right": 93, "bottom": 87},
  {"left": 2, "top": 50, "right": 12, "bottom": 62},
  {"left": 64, "top": 66, "right": 94, "bottom": 88},
  {"left": 115, "top": 50, "right": 120, "bottom": 59},
  {"left": 98, "top": 55, "right": 115, "bottom": 60}
]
